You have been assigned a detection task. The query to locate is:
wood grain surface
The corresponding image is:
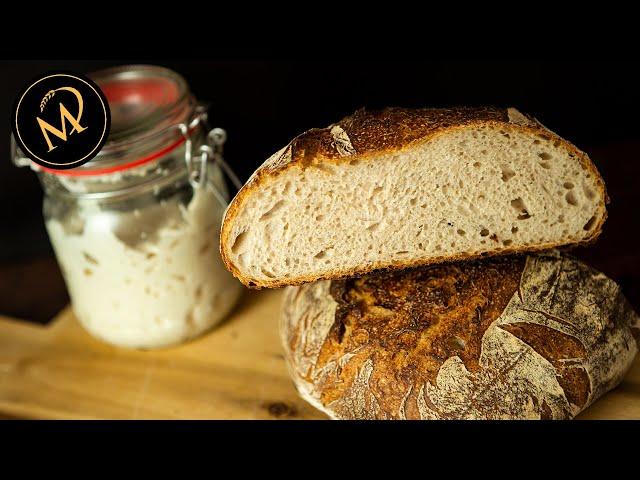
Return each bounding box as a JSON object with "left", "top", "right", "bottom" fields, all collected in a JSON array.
[
  {"left": 0, "top": 290, "right": 326, "bottom": 420},
  {"left": 0, "top": 289, "right": 637, "bottom": 420}
]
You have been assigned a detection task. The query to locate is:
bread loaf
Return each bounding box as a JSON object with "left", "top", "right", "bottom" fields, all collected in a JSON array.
[
  {"left": 221, "top": 107, "right": 608, "bottom": 288},
  {"left": 280, "top": 252, "right": 638, "bottom": 419}
]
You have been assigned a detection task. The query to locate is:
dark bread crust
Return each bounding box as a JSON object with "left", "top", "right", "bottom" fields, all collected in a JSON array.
[
  {"left": 273, "top": 107, "right": 509, "bottom": 166},
  {"left": 318, "top": 257, "right": 526, "bottom": 409},
  {"left": 281, "top": 253, "right": 639, "bottom": 420},
  {"left": 221, "top": 107, "right": 609, "bottom": 288}
]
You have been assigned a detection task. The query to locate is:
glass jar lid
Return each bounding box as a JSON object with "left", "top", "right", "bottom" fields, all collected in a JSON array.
[
  {"left": 16, "top": 65, "right": 201, "bottom": 177},
  {"left": 96, "top": 65, "right": 192, "bottom": 142},
  {"left": 12, "top": 64, "right": 240, "bottom": 203}
]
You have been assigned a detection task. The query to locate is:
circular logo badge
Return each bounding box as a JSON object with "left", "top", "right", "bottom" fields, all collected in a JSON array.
[{"left": 12, "top": 72, "right": 111, "bottom": 170}]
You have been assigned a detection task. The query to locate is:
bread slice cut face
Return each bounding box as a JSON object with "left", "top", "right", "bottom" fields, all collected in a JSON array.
[{"left": 221, "top": 107, "right": 607, "bottom": 288}]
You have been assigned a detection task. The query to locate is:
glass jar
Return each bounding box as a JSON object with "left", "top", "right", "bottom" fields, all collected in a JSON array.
[{"left": 12, "top": 65, "right": 243, "bottom": 349}]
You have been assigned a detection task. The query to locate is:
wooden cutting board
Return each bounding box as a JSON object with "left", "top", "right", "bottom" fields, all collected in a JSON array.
[{"left": 0, "top": 289, "right": 638, "bottom": 420}]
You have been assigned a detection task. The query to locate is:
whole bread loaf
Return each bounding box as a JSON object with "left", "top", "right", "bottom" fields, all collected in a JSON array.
[
  {"left": 221, "top": 107, "right": 608, "bottom": 288},
  {"left": 280, "top": 252, "right": 639, "bottom": 419}
]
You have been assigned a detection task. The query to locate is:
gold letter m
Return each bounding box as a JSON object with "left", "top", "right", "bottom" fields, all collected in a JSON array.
[{"left": 36, "top": 103, "right": 88, "bottom": 152}]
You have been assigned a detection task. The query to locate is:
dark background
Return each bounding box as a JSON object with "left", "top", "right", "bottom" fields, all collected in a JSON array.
[{"left": 1, "top": 60, "right": 639, "bottom": 322}]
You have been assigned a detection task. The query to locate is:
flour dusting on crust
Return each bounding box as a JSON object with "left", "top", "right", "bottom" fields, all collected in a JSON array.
[{"left": 281, "top": 252, "right": 639, "bottom": 420}]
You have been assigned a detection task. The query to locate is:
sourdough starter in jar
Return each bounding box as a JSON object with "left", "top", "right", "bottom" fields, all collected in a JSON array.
[
  {"left": 14, "top": 65, "right": 242, "bottom": 349},
  {"left": 45, "top": 178, "right": 240, "bottom": 348}
]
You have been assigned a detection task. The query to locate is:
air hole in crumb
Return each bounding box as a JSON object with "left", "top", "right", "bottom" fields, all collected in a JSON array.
[
  {"left": 459, "top": 180, "right": 464, "bottom": 188},
  {"left": 584, "top": 186, "right": 595, "bottom": 200},
  {"left": 558, "top": 215, "right": 564, "bottom": 223},
  {"left": 457, "top": 229, "right": 466, "bottom": 236},
  {"left": 563, "top": 182, "right": 574, "bottom": 189},
  {"left": 511, "top": 198, "right": 531, "bottom": 220},
  {"left": 511, "top": 226, "right": 518, "bottom": 234},
  {"left": 372, "top": 186, "right": 383, "bottom": 195},
  {"left": 315, "top": 214, "right": 325, "bottom": 221},
  {"left": 396, "top": 251, "right": 409, "bottom": 255},
  {"left": 511, "top": 197, "right": 526, "bottom": 212},
  {"left": 367, "top": 222, "right": 380, "bottom": 232},
  {"left": 261, "top": 268, "right": 275, "bottom": 278},
  {"left": 434, "top": 245, "right": 442, "bottom": 251},
  {"left": 418, "top": 243, "right": 425, "bottom": 250},
  {"left": 230, "top": 231, "right": 248, "bottom": 254},
  {"left": 501, "top": 165, "right": 516, "bottom": 182},
  {"left": 83, "top": 268, "right": 93, "bottom": 276},
  {"left": 538, "top": 152, "right": 552, "bottom": 160},
  {"left": 349, "top": 159, "right": 360, "bottom": 166},
  {"left": 539, "top": 162, "right": 551, "bottom": 169},
  {"left": 82, "top": 252, "right": 99, "bottom": 265},
  {"left": 480, "top": 228, "right": 490, "bottom": 237},
  {"left": 489, "top": 233, "right": 498, "bottom": 242},
  {"left": 410, "top": 198, "right": 417, "bottom": 206},
  {"left": 583, "top": 215, "right": 597, "bottom": 231},
  {"left": 565, "top": 191, "right": 578, "bottom": 206},
  {"left": 473, "top": 162, "right": 481, "bottom": 168},
  {"left": 259, "top": 200, "right": 286, "bottom": 221},
  {"left": 533, "top": 139, "right": 541, "bottom": 145},
  {"left": 503, "top": 239, "right": 513, "bottom": 247}
]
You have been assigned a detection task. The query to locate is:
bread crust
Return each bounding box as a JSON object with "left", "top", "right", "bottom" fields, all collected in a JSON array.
[
  {"left": 281, "top": 252, "right": 639, "bottom": 420},
  {"left": 221, "top": 107, "right": 608, "bottom": 288}
]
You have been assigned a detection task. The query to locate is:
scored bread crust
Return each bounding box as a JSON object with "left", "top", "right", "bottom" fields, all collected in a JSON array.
[
  {"left": 280, "top": 252, "right": 639, "bottom": 420},
  {"left": 221, "top": 107, "right": 608, "bottom": 288}
]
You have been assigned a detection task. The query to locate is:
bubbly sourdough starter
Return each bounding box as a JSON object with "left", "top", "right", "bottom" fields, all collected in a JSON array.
[{"left": 46, "top": 185, "right": 242, "bottom": 349}]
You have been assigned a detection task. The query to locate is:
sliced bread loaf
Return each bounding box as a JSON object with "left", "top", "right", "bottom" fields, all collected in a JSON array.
[{"left": 221, "top": 107, "right": 607, "bottom": 288}]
